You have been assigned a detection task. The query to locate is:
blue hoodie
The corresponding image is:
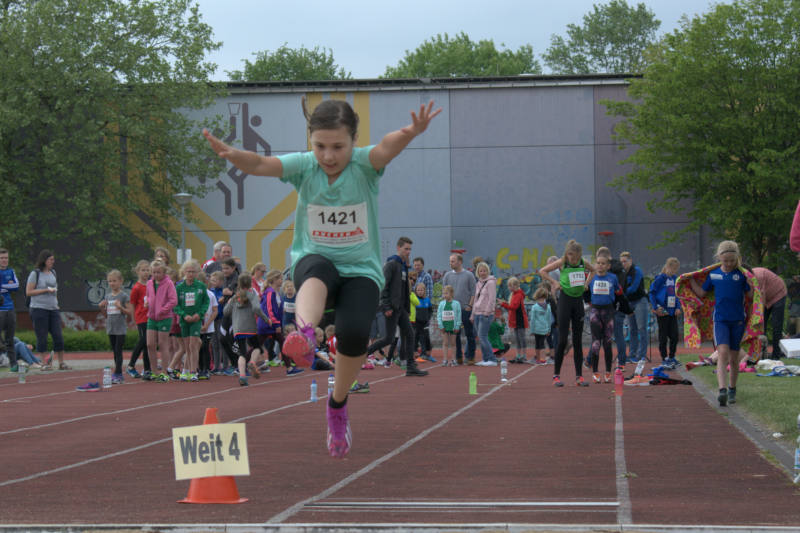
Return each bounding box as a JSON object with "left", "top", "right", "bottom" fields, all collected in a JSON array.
[
  {"left": 0, "top": 267, "right": 19, "bottom": 310},
  {"left": 649, "top": 273, "right": 681, "bottom": 316}
]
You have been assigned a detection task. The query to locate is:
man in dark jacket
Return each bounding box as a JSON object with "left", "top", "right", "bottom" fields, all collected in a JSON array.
[
  {"left": 366, "top": 237, "right": 427, "bottom": 376},
  {"left": 621, "top": 251, "right": 649, "bottom": 363},
  {"left": 609, "top": 254, "right": 629, "bottom": 365}
]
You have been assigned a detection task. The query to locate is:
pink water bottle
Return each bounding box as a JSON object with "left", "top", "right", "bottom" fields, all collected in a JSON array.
[{"left": 614, "top": 367, "right": 624, "bottom": 396}]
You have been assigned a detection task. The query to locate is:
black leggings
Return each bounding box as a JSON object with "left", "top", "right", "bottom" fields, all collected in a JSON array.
[
  {"left": 657, "top": 314, "right": 679, "bottom": 360},
  {"left": 293, "top": 254, "right": 380, "bottom": 356},
  {"left": 414, "top": 319, "right": 431, "bottom": 353},
  {"left": 127, "top": 323, "right": 150, "bottom": 371},
  {"left": 199, "top": 333, "right": 212, "bottom": 372},
  {"left": 554, "top": 292, "right": 584, "bottom": 377},
  {"left": 589, "top": 306, "right": 614, "bottom": 372},
  {"left": 109, "top": 334, "right": 125, "bottom": 374}
]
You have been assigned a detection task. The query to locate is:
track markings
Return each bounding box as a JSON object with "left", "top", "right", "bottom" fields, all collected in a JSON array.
[
  {"left": 267, "top": 365, "right": 539, "bottom": 524},
  {"left": 615, "top": 395, "right": 632, "bottom": 525}
]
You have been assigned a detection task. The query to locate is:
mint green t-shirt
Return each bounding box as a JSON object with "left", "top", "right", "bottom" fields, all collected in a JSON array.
[{"left": 278, "top": 146, "right": 385, "bottom": 290}]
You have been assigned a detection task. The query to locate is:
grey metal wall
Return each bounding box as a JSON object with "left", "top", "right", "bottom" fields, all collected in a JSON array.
[{"left": 167, "top": 79, "right": 703, "bottom": 282}]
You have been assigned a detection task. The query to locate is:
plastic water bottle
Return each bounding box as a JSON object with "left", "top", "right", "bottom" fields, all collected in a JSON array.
[
  {"left": 102, "top": 367, "right": 112, "bottom": 389},
  {"left": 17, "top": 365, "right": 26, "bottom": 384},
  {"left": 614, "top": 367, "right": 624, "bottom": 396},
  {"left": 635, "top": 358, "right": 646, "bottom": 376},
  {"left": 794, "top": 414, "right": 800, "bottom": 484},
  {"left": 469, "top": 371, "right": 477, "bottom": 395},
  {"left": 500, "top": 359, "right": 508, "bottom": 382},
  {"left": 310, "top": 380, "right": 318, "bottom": 402},
  {"left": 327, "top": 373, "right": 335, "bottom": 397}
]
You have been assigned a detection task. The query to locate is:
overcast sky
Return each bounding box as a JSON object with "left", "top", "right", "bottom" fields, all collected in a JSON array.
[{"left": 194, "top": 0, "right": 719, "bottom": 80}]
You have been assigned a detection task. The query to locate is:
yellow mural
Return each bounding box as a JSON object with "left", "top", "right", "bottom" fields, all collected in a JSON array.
[
  {"left": 496, "top": 244, "right": 601, "bottom": 271},
  {"left": 246, "top": 191, "right": 298, "bottom": 271}
]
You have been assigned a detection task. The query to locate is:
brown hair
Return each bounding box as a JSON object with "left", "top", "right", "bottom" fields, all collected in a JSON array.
[
  {"left": 301, "top": 98, "right": 359, "bottom": 139},
  {"left": 265, "top": 269, "right": 282, "bottom": 285},
  {"left": 153, "top": 246, "right": 171, "bottom": 265},
  {"left": 561, "top": 240, "right": 582, "bottom": 265},
  {"left": 661, "top": 257, "right": 680, "bottom": 274},
  {"left": 595, "top": 246, "right": 611, "bottom": 260},
  {"left": 397, "top": 236, "right": 413, "bottom": 247},
  {"left": 236, "top": 273, "right": 253, "bottom": 305}
]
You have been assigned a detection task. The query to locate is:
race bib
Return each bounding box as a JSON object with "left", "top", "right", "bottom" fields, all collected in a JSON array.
[
  {"left": 592, "top": 280, "right": 610, "bottom": 295},
  {"left": 442, "top": 310, "right": 455, "bottom": 321},
  {"left": 107, "top": 299, "right": 120, "bottom": 314},
  {"left": 667, "top": 296, "right": 676, "bottom": 308},
  {"left": 709, "top": 273, "right": 723, "bottom": 280},
  {"left": 568, "top": 271, "right": 585, "bottom": 288},
  {"left": 184, "top": 291, "right": 196, "bottom": 306},
  {"left": 307, "top": 202, "right": 368, "bottom": 247},
  {"left": 283, "top": 301, "right": 296, "bottom": 313}
]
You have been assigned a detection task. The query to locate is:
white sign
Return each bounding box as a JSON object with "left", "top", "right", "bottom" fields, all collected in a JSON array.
[{"left": 172, "top": 423, "right": 249, "bottom": 480}]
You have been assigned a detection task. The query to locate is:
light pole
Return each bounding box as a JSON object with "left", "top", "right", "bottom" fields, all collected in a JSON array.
[{"left": 174, "top": 192, "right": 192, "bottom": 263}]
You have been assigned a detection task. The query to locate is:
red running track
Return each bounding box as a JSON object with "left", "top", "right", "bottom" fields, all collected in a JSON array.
[{"left": 1, "top": 353, "right": 799, "bottom": 529}]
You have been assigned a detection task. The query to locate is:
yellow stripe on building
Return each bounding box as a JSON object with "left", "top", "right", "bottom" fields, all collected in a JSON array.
[{"left": 246, "top": 191, "right": 298, "bottom": 270}]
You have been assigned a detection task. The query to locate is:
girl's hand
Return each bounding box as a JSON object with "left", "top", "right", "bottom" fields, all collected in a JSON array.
[
  {"left": 203, "top": 129, "right": 236, "bottom": 160},
  {"left": 401, "top": 101, "right": 442, "bottom": 137},
  {"left": 99, "top": 300, "right": 107, "bottom": 309}
]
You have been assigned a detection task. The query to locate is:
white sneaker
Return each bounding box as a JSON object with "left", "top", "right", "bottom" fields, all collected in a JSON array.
[
  {"left": 475, "top": 361, "right": 488, "bottom": 366},
  {"left": 484, "top": 360, "right": 498, "bottom": 366},
  {"left": 0, "top": 353, "right": 9, "bottom": 367}
]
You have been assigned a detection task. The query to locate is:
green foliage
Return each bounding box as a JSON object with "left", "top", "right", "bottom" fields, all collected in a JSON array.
[
  {"left": 543, "top": 0, "right": 660, "bottom": 74},
  {"left": 228, "top": 44, "right": 351, "bottom": 81},
  {"left": 16, "top": 328, "right": 139, "bottom": 351},
  {"left": 383, "top": 32, "right": 541, "bottom": 78},
  {"left": 604, "top": 0, "right": 800, "bottom": 271},
  {"left": 0, "top": 0, "right": 224, "bottom": 277}
]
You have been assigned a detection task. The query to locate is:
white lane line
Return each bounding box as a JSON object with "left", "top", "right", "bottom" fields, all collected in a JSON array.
[
  {"left": 0, "top": 399, "right": 309, "bottom": 488},
  {"left": 307, "top": 500, "right": 619, "bottom": 508},
  {"left": 0, "top": 372, "right": 411, "bottom": 487},
  {"left": 0, "top": 373, "right": 329, "bottom": 436},
  {"left": 615, "top": 394, "right": 632, "bottom": 525},
  {"left": 266, "top": 364, "right": 540, "bottom": 524}
]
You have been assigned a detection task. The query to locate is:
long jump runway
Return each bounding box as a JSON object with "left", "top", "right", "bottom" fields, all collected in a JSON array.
[{"left": 1, "top": 357, "right": 799, "bottom": 530}]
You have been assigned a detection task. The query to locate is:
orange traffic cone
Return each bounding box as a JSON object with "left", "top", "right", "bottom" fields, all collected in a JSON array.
[{"left": 178, "top": 408, "right": 248, "bottom": 504}]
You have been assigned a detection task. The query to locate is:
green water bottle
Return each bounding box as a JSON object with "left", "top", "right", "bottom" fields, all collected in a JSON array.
[{"left": 469, "top": 371, "right": 477, "bottom": 395}]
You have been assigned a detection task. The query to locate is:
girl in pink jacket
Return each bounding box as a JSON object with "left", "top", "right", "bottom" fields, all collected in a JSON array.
[{"left": 144, "top": 260, "right": 177, "bottom": 381}]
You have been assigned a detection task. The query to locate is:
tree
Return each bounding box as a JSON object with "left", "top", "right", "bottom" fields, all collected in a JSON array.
[
  {"left": 0, "top": 0, "right": 223, "bottom": 277},
  {"left": 604, "top": 0, "right": 800, "bottom": 270},
  {"left": 227, "top": 45, "right": 351, "bottom": 81},
  {"left": 383, "top": 32, "right": 541, "bottom": 78},
  {"left": 543, "top": 0, "right": 660, "bottom": 74}
]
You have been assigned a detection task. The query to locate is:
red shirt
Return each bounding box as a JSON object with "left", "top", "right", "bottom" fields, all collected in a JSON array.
[
  {"left": 130, "top": 282, "right": 148, "bottom": 325},
  {"left": 327, "top": 336, "right": 337, "bottom": 357}
]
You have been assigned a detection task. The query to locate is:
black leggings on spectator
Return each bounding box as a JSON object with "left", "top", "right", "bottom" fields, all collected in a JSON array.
[
  {"left": 199, "top": 333, "right": 212, "bottom": 372},
  {"left": 554, "top": 292, "right": 584, "bottom": 378},
  {"left": 657, "top": 314, "right": 678, "bottom": 360},
  {"left": 127, "top": 323, "right": 150, "bottom": 372},
  {"left": 109, "top": 334, "right": 125, "bottom": 375}
]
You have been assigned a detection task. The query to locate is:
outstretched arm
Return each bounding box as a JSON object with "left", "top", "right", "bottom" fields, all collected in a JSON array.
[
  {"left": 203, "top": 128, "right": 283, "bottom": 177},
  {"left": 369, "top": 101, "right": 442, "bottom": 171}
]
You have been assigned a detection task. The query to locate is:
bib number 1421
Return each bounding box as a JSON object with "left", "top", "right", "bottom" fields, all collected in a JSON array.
[{"left": 307, "top": 203, "right": 368, "bottom": 247}]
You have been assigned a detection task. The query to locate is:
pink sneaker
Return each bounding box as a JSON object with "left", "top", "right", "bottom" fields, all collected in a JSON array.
[
  {"left": 361, "top": 360, "right": 375, "bottom": 370},
  {"left": 282, "top": 325, "right": 315, "bottom": 367},
  {"left": 326, "top": 403, "right": 352, "bottom": 458}
]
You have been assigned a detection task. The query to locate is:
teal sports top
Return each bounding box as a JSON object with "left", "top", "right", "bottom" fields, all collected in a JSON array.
[{"left": 279, "top": 146, "right": 384, "bottom": 290}]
